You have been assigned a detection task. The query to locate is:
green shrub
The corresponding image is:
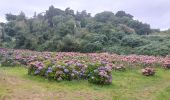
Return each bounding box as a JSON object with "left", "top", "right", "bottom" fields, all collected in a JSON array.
[
  {"left": 83, "top": 41, "right": 103, "bottom": 52},
  {"left": 136, "top": 42, "right": 170, "bottom": 56},
  {"left": 103, "top": 46, "right": 134, "bottom": 55},
  {"left": 121, "top": 35, "right": 149, "bottom": 48}
]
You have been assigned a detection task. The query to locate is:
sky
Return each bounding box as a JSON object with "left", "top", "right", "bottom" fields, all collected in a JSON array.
[{"left": 0, "top": 0, "right": 170, "bottom": 30}]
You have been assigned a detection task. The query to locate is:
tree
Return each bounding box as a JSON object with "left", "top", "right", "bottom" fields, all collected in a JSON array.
[
  {"left": 17, "top": 12, "right": 26, "bottom": 21},
  {"left": 1, "top": 6, "right": 157, "bottom": 55},
  {"left": 94, "top": 11, "right": 114, "bottom": 22},
  {"left": 115, "top": 11, "right": 133, "bottom": 19},
  {"left": 0, "top": 24, "right": 3, "bottom": 39},
  {"left": 83, "top": 41, "right": 103, "bottom": 52},
  {"left": 75, "top": 10, "right": 91, "bottom": 27},
  {"left": 60, "top": 34, "right": 81, "bottom": 51},
  {"left": 4, "top": 22, "right": 16, "bottom": 37},
  {"left": 65, "top": 7, "right": 74, "bottom": 16},
  {"left": 15, "top": 33, "right": 26, "bottom": 48},
  {"left": 6, "top": 13, "right": 17, "bottom": 21},
  {"left": 128, "top": 20, "right": 151, "bottom": 35},
  {"left": 45, "top": 5, "right": 65, "bottom": 27}
]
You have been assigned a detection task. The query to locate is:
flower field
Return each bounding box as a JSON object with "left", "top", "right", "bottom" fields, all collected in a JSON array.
[
  {"left": 1, "top": 48, "right": 170, "bottom": 99},
  {"left": 1, "top": 48, "right": 170, "bottom": 85}
]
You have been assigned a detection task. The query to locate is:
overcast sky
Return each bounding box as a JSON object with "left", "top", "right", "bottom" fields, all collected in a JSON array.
[{"left": 0, "top": 0, "right": 170, "bottom": 30}]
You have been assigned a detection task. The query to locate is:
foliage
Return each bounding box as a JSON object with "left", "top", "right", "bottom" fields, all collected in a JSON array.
[
  {"left": 0, "top": 49, "right": 20, "bottom": 66},
  {"left": 87, "top": 62, "right": 112, "bottom": 84},
  {"left": 27, "top": 60, "right": 112, "bottom": 84},
  {"left": 121, "top": 35, "right": 149, "bottom": 48},
  {"left": 141, "top": 67, "right": 155, "bottom": 76},
  {"left": 1, "top": 48, "right": 170, "bottom": 85},
  {"left": 2, "top": 6, "right": 166, "bottom": 56},
  {"left": 135, "top": 42, "right": 170, "bottom": 56}
]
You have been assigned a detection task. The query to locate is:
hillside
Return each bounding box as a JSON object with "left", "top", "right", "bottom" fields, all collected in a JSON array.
[{"left": 0, "top": 5, "right": 170, "bottom": 56}]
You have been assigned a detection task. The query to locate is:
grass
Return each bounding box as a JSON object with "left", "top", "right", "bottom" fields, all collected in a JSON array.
[{"left": 0, "top": 66, "right": 170, "bottom": 100}]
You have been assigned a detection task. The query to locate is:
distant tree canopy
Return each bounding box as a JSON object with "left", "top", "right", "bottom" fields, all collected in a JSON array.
[
  {"left": 1, "top": 5, "right": 169, "bottom": 56},
  {"left": 115, "top": 11, "right": 133, "bottom": 19}
]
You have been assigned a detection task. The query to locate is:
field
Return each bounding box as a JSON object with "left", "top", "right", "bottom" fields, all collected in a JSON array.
[
  {"left": 1, "top": 48, "right": 170, "bottom": 100},
  {"left": 1, "top": 67, "right": 170, "bottom": 100}
]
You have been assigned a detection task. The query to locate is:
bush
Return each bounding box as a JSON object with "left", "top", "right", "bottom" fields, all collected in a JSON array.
[
  {"left": 28, "top": 60, "right": 113, "bottom": 85},
  {"left": 136, "top": 42, "right": 170, "bottom": 56},
  {"left": 0, "top": 50, "right": 20, "bottom": 66},
  {"left": 28, "top": 61, "right": 87, "bottom": 81},
  {"left": 87, "top": 62, "right": 112, "bottom": 85},
  {"left": 83, "top": 41, "right": 103, "bottom": 52},
  {"left": 141, "top": 67, "right": 155, "bottom": 76},
  {"left": 103, "top": 46, "right": 134, "bottom": 55},
  {"left": 121, "top": 35, "right": 149, "bottom": 48},
  {"left": 162, "top": 62, "right": 170, "bottom": 69},
  {"left": 28, "top": 61, "right": 46, "bottom": 76}
]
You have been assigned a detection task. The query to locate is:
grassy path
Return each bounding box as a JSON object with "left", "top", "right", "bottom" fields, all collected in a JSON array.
[{"left": 0, "top": 67, "right": 170, "bottom": 100}]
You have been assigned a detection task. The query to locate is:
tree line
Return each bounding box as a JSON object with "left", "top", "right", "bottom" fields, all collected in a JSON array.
[{"left": 1, "top": 5, "right": 170, "bottom": 56}]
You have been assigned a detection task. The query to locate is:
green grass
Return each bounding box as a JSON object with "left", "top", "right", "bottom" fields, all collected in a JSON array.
[{"left": 0, "top": 66, "right": 170, "bottom": 100}]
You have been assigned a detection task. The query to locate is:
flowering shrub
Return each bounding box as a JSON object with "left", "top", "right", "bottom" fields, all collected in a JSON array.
[
  {"left": 141, "top": 67, "right": 155, "bottom": 76},
  {"left": 28, "top": 61, "right": 46, "bottom": 76},
  {"left": 27, "top": 60, "right": 112, "bottom": 84},
  {"left": 162, "top": 61, "right": 170, "bottom": 69},
  {"left": 28, "top": 60, "right": 88, "bottom": 81},
  {"left": 87, "top": 62, "right": 112, "bottom": 84},
  {"left": 1, "top": 48, "right": 170, "bottom": 85},
  {"left": 0, "top": 50, "right": 20, "bottom": 66}
]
